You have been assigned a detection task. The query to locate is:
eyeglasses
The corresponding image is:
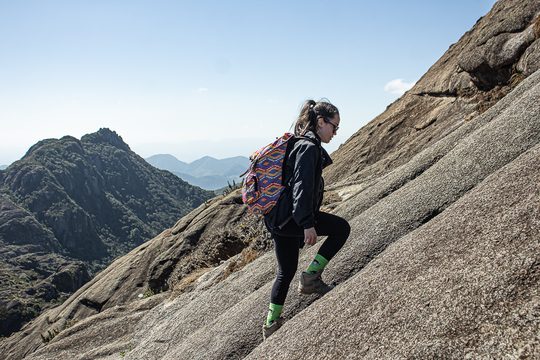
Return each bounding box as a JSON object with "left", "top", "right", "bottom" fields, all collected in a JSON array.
[{"left": 324, "top": 118, "right": 339, "bottom": 133}]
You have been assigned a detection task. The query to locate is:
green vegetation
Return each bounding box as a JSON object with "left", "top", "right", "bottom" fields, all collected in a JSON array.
[
  {"left": 214, "top": 178, "right": 242, "bottom": 196},
  {"left": 0, "top": 128, "right": 215, "bottom": 337},
  {"left": 40, "top": 328, "right": 60, "bottom": 343},
  {"left": 119, "top": 343, "right": 134, "bottom": 357},
  {"left": 143, "top": 288, "right": 155, "bottom": 298}
]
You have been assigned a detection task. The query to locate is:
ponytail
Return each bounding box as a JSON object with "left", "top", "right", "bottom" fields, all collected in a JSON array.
[{"left": 294, "top": 99, "right": 339, "bottom": 136}]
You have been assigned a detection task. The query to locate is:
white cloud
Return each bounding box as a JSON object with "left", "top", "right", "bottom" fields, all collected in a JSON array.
[
  {"left": 384, "top": 79, "right": 415, "bottom": 95},
  {"left": 197, "top": 87, "right": 209, "bottom": 93}
]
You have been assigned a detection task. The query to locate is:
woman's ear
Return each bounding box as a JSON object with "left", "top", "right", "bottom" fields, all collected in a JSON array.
[{"left": 316, "top": 116, "right": 325, "bottom": 130}]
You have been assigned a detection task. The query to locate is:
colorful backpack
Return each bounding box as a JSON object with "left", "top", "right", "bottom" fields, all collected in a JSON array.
[{"left": 241, "top": 133, "right": 297, "bottom": 215}]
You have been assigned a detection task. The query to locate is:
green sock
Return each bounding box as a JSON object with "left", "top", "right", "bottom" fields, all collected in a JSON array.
[
  {"left": 265, "top": 303, "right": 283, "bottom": 326},
  {"left": 306, "top": 254, "right": 329, "bottom": 274}
]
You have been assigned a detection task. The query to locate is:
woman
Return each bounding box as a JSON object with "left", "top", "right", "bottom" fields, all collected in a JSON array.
[{"left": 262, "top": 99, "right": 351, "bottom": 339}]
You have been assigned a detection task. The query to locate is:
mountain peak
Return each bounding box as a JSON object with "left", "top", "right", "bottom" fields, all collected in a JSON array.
[
  {"left": 23, "top": 136, "right": 84, "bottom": 160},
  {"left": 81, "top": 128, "right": 130, "bottom": 151},
  {"left": 198, "top": 156, "right": 216, "bottom": 161},
  {"left": 147, "top": 154, "right": 180, "bottom": 161}
]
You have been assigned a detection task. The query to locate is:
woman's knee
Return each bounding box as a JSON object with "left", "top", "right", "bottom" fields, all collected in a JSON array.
[{"left": 335, "top": 216, "right": 351, "bottom": 241}]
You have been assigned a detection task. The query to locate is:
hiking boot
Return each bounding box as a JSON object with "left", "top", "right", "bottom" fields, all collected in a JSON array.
[
  {"left": 262, "top": 317, "right": 284, "bottom": 340},
  {"left": 298, "top": 270, "right": 334, "bottom": 295}
]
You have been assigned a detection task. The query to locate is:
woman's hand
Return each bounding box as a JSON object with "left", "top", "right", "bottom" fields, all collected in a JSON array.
[{"left": 304, "top": 227, "right": 318, "bottom": 245}]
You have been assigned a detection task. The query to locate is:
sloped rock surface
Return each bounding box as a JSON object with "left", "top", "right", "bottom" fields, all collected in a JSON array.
[
  {"left": 15, "top": 67, "right": 539, "bottom": 360},
  {"left": 250, "top": 127, "right": 540, "bottom": 360},
  {"left": 325, "top": 0, "right": 540, "bottom": 190},
  {"left": 2, "top": 1, "right": 540, "bottom": 359},
  {"left": 116, "top": 67, "right": 540, "bottom": 360}
]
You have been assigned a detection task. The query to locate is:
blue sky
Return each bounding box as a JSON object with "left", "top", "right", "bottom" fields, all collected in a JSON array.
[{"left": 0, "top": 0, "right": 497, "bottom": 164}]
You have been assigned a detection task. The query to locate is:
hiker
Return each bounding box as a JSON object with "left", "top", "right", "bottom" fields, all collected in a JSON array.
[{"left": 262, "top": 99, "right": 351, "bottom": 339}]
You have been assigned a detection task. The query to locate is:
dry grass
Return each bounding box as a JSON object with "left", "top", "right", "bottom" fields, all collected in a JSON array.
[
  {"left": 171, "top": 267, "right": 213, "bottom": 295},
  {"left": 534, "top": 15, "right": 540, "bottom": 39},
  {"left": 476, "top": 82, "right": 515, "bottom": 114},
  {"left": 510, "top": 72, "right": 526, "bottom": 88},
  {"left": 464, "top": 111, "right": 478, "bottom": 122},
  {"left": 170, "top": 246, "right": 262, "bottom": 297},
  {"left": 158, "top": 228, "right": 173, "bottom": 238},
  {"left": 220, "top": 247, "right": 260, "bottom": 281},
  {"left": 166, "top": 209, "right": 271, "bottom": 298}
]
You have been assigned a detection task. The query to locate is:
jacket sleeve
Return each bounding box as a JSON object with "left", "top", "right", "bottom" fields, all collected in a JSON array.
[{"left": 291, "top": 141, "right": 318, "bottom": 229}]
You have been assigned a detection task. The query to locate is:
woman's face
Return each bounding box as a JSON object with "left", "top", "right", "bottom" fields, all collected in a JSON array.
[{"left": 317, "top": 114, "right": 340, "bottom": 143}]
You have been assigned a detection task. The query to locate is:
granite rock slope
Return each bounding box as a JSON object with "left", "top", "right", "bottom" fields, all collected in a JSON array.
[
  {"left": 325, "top": 0, "right": 540, "bottom": 192},
  {"left": 125, "top": 66, "right": 540, "bottom": 360},
  {"left": 17, "top": 67, "right": 540, "bottom": 360},
  {"left": 250, "top": 135, "right": 540, "bottom": 360},
  {"left": 248, "top": 82, "right": 540, "bottom": 360},
  {"left": 2, "top": 1, "right": 540, "bottom": 359}
]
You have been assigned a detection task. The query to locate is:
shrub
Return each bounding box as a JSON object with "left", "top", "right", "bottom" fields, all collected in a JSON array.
[
  {"left": 40, "top": 328, "right": 59, "bottom": 343},
  {"left": 142, "top": 288, "right": 155, "bottom": 298}
]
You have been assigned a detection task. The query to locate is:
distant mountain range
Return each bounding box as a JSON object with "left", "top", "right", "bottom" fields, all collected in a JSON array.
[
  {"left": 0, "top": 165, "right": 7, "bottom": 170},
  {"left": 0, "top": 128, "right": 213, "bottom": 336},
  {"left": 146, "top": 154, "right": 249, "bottom": 190}
]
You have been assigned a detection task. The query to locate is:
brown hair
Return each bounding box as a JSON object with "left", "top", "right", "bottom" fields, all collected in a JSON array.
[{"left": 294, "top": 99, "right": 340, "bottom": 136}]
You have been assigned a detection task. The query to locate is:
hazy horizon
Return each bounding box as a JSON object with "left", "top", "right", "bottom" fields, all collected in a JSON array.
[
  {"left": 0, "top": 1, "right": 497, "bottom": 165},
  {"left": 146, "top": 151, "right": 250, "bottom": 163}
]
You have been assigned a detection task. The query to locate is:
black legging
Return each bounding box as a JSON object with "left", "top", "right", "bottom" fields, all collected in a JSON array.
[{"left": 269, "top": 211, "right": 350, "bottom": 305}]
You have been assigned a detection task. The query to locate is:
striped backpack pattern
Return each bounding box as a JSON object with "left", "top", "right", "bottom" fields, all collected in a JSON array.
[{"left": 242, "top": 133, "right": 295, "bottom": 215}]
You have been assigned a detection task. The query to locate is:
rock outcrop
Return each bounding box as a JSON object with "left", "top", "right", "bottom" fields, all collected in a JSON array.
[
  {"left": 1, "top": 1, "right": 539, "bottom": 359},
  {"left": 325, "top": 0, "right": 540, "bottom": 192}
]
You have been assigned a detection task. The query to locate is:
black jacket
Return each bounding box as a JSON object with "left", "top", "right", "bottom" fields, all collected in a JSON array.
[{"left": 264, "top": 131, "right": 333, "bottom": 234}]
